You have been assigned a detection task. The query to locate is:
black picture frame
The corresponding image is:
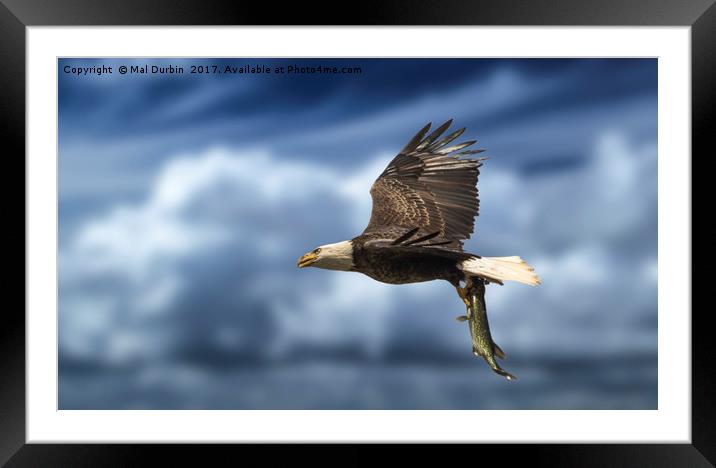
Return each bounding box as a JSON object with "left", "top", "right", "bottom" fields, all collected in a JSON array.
[{"left": 2, "top": 0, "right": 710, "bottom": 465}]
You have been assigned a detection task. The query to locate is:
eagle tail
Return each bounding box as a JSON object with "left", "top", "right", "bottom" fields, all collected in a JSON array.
[{"left": 460, "top": 256, "right": 541, "bottom": 286}]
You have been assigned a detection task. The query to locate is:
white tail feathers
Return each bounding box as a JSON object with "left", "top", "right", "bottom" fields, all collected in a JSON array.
[{"left": 459, "top": 256, "right": 541, "bottom": 286}]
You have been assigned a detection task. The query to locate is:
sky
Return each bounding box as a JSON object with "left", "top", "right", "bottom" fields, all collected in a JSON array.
[{"left": 58, "top": 58, "right": 658, "bottom": 409}]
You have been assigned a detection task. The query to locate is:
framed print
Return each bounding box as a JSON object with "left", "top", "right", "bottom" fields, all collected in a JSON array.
[{"left": 4, "top": 0, "right": 712, "bottom": 464}]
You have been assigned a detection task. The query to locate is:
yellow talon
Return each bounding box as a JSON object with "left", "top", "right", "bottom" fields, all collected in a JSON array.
[{"left": 456, "top": 286, "right": 471, "bottom": 308}]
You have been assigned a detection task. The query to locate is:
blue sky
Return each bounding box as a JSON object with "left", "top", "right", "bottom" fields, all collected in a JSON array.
[{"left": 58, "top": 58, "right": 657, "bottom": 409}]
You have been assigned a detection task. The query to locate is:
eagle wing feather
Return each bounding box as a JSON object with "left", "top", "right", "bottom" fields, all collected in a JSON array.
[{"left": 362, "top": 120, "right": 486, "bottom": 251}]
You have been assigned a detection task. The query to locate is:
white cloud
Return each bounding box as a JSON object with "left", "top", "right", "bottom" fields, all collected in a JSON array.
[
  {"left": 460, "top": 131, "right": 657, "bottom": 355},
  {"left": 271, "top": 272, "right": 394, "bottom": 357},
  {"left": 59, "top": 146, "right": 392, "bottom": 363}
]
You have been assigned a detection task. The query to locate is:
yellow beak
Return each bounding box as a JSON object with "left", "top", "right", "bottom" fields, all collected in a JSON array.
[{"left": 297, "top": 251, "right": 318, "bottom": 268}]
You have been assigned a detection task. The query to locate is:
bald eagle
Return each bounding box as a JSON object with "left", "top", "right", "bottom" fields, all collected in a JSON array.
[{"left": 298, "top": 120, "right": 540, "bottom": 375}]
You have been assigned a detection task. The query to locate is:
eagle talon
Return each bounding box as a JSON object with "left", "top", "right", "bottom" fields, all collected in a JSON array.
[{"left": 456, "top": 286, "right": 471, "bottom": 308}]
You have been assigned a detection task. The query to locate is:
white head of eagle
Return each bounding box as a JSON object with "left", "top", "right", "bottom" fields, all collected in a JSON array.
[{"left": 297, "top": 240, "right": 354, "bottom": 271}]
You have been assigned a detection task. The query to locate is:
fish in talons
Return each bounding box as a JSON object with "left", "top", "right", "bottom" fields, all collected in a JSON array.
[{"left": 457, "top": 279, "right": 516, "bottom": 381}]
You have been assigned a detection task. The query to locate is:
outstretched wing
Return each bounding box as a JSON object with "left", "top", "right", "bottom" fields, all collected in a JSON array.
[{"left": 362, "top": 119, "right": 486, "bottom": 250}]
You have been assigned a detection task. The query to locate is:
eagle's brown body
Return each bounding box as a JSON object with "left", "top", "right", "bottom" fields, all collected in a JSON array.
[{"left": 350, "top": 231, "right": 470, "bottom": 286}]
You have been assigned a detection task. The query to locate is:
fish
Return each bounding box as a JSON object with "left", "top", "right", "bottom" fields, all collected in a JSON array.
[{"left": 458, "top": 279, "right": 516, "bottom": 380}]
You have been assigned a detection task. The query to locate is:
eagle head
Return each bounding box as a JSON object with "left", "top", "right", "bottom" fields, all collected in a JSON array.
[{"left": 297, "top": 240, "right": 354, "bottom": 271}]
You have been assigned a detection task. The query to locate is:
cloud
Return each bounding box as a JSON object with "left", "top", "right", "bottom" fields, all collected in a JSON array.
[
  {"left": 472, "top": 132, "right": 657, "bottom": 355},
  {"left": 59, "top": 146, "right": 391, "bottom": 365},
  {"left": 60, "top": 124, "right": 656, "bottom": 373}
]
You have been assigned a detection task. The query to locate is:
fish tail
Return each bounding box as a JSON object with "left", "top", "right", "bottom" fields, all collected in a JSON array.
[
  {"left": 491, "top": 366, "right": 517, "bottom": 381},
  {"left": 485, "top": 355, "right": 516, "bottom": 380}
]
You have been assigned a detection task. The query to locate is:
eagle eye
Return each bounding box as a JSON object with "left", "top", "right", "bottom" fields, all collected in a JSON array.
[{"left": 314, "top": 248, "right": 321, "bottom": 254}]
